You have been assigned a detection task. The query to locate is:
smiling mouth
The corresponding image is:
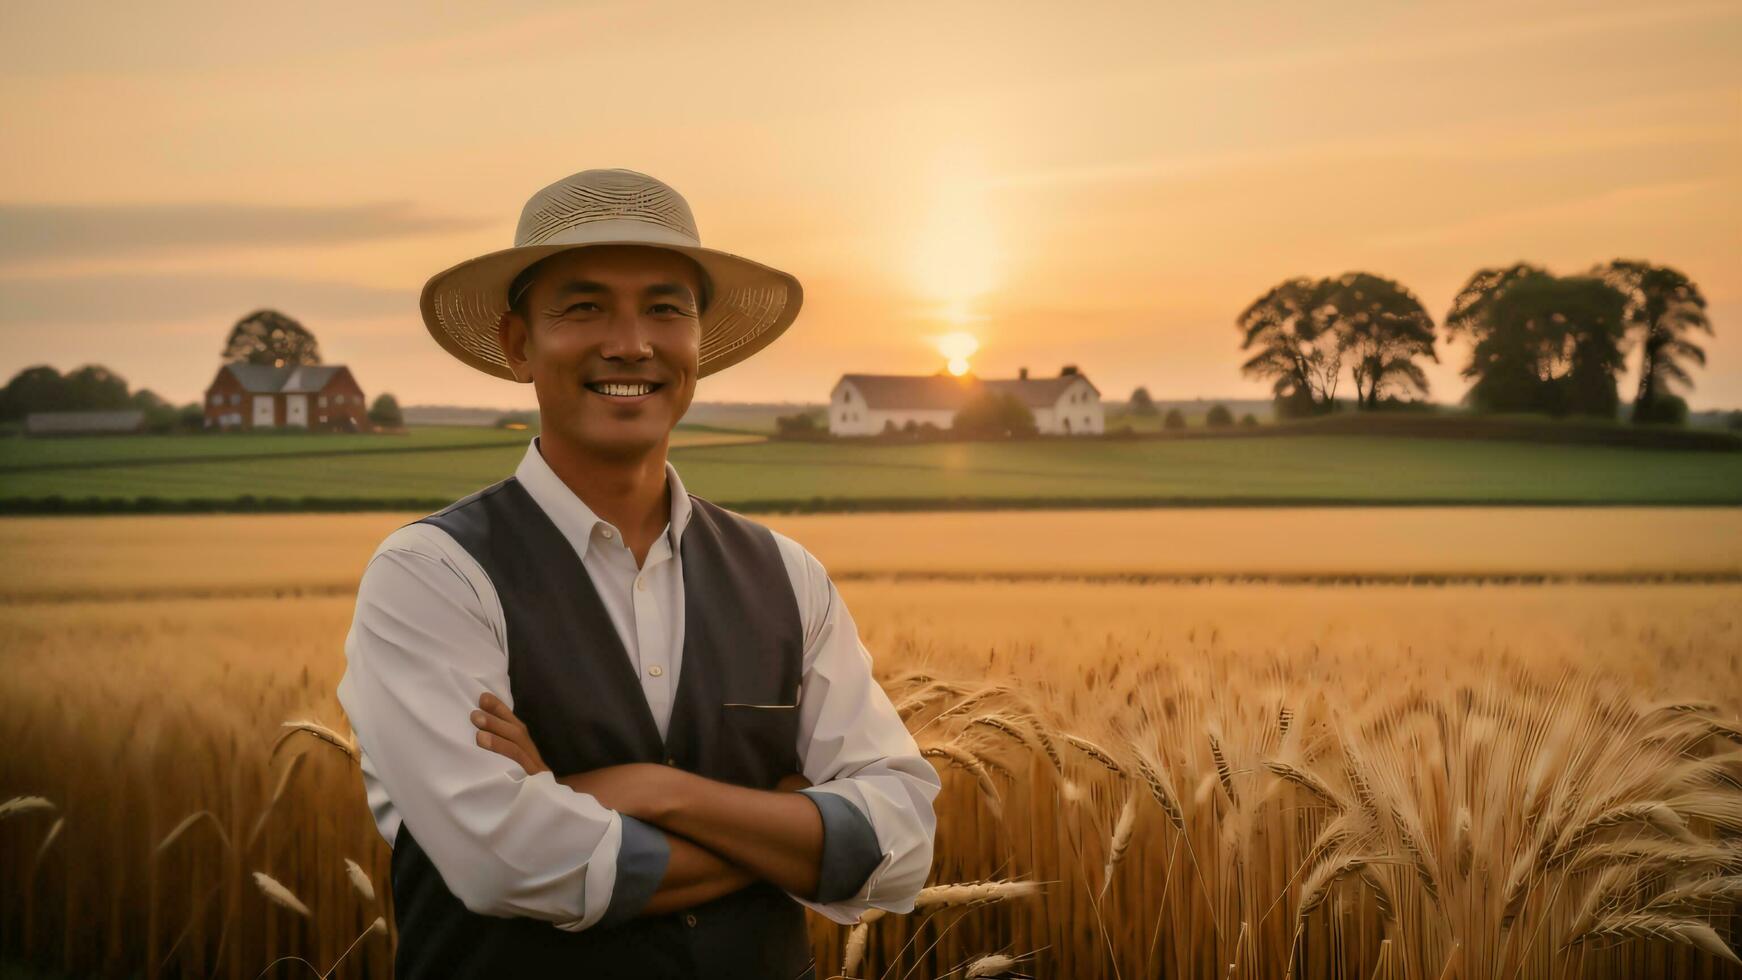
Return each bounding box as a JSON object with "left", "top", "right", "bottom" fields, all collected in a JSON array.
[{"left": 584, "top": 381, "right": 664, "bottom": 398}]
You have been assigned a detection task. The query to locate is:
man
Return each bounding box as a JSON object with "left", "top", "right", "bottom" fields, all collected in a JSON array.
[{"left": 336, "top": 168, "right": 941, "bottom": 979}]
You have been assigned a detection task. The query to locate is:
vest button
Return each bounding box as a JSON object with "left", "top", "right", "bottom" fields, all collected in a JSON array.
[
  {"left": 684, "top": 913, "right": 698, "bottom": 927},
  {"left": 648, "top": 664, "right": 663, "bottom": 677},
  {"left": 665, "top": 756, "right": 676, "bottom": 766}
]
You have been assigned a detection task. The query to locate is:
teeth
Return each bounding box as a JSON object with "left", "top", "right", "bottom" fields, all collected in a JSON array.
[{"left": 591, "top": 382, "right": 655, "bottom": 397}]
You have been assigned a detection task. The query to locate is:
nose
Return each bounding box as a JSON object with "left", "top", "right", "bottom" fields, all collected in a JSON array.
[{"left": 597, "top": 308, "right": 654, "bottom": 362}]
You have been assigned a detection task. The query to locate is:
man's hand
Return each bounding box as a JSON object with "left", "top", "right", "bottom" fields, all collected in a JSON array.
[
  {"left": 472, "top": 689, "right": 813, "bottom": 801},
  {"left": 470, "top": 691, "right": 550, "bottom": 776}
]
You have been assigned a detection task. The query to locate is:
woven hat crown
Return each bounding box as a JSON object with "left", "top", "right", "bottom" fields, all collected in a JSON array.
[{"left": 515, "top": 169, "right": 701, "bottom": 248}]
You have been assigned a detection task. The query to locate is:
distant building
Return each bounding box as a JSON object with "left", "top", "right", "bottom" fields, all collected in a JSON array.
[
  {"left": 828, "top": 365, "right": 1104, "bottom": 437},
  {"left": 25, "top": 410, "right": 146, "bottom": 436},
  {"left": 204, "top": 362, "right": 368, "bottom": 432}
]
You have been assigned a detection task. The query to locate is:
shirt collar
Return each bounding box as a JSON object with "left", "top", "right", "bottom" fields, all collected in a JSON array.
[{"left": 513, "top": 435, "right": 693, "bottom": 561}]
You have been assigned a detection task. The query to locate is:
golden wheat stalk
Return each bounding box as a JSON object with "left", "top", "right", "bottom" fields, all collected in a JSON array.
[
  {"left": 913, "top": 879, "right": 1042, "bottom": 909},
  {"left": 0, "top": 796, "right": 55, "bottom": 820},
  {"left": 1562, "top": 912, "right": 1742, "bottom": 965},
  {"left": 1059, "top": 732, "right": 1126, "bottom": 776},
  {"left": 922, "top": 741, "right": 1004, "bottom": 819},
  {"left": 272, "top": 718, "right": 359, "bottom": 763},
  {"left": 344, "top": 857, "right": 376, "bottom": 903},
  {"left": 252, "top": 870, "right": 311, "bottom": 918},
  {"left": 246, "top": 753, "right": 308, "bottom": 851},
  {"left": 1100, "top": 791, "right": 1139, "bottom": 899},
  {"left": 966, "top": 953, "right": 1020, "bottom": 978},
  {"left": 156, "top": 809, "right": 233, "bottom": 856},
  {"left": 841, "top": 921, "right": 869, "bottom": 977}
]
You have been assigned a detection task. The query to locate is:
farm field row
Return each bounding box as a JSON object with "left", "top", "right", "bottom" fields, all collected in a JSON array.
[
  {"left": 2, "top": 435, "right": 1739, "bottom": 507},
  {"left": 0, "top": 424, "right": 760, "bottom": 471},
  {"left": 1, "top": 508, "right": 1736, "bottom": 603}
]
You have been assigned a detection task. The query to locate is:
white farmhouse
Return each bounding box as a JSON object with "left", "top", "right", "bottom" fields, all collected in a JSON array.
[{"left": 828, "top": 365, "right": 1104, "bottom": 437}]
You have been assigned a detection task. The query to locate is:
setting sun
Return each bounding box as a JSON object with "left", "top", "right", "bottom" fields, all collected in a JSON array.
[{"left": 934, "top": 331, "right": 980, "bottom": 376}]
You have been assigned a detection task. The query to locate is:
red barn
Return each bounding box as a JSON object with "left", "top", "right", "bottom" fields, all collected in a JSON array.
[{"left": 204, "top": 362, "right": 369, "bottom": 432}]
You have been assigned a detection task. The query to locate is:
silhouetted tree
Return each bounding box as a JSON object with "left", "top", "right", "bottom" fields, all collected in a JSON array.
[
  {"left": 1324, "top": 272, "right": 1438, "bottom": 409},
  {"left": 1458, "top": 271, "right": 1627, "bottom": 418},
  {"left": 952, "top": 389, "right": 1037, "bottom": 437},
  {"left": 1237, "top": 277, "right": 1342, "bottom": 416},
  {"left": 60, "top": 365, "right": 132, "bottom": 411},
  {"left": 0, "top": 366, "right": 69, "bottom": 421},
  {"left": 0, "top": 364, "right": 142, "bottom": 420},
  {"left": 222, "top": 309, "right": 322, "bottom": 367},
  {"left": 1445, "top": 263, "right": 1549, "bottom": 346},
  {"left": 1595, "top": 260, "right": 1712, "bottom": 425},
  {"left": 1205, "top": 404, "right": 1233, "bottom": 427},
  {"left": 369, "top": 393, "right": 404, "bottom": 428},
  {"left": 1162, "top": 408, "right": 1186, "bottom": 430},
  {"left": 1239, "top": 413, "right": 1259, "bottom": 427},
  {"left": 1127, "top": 386, "right": 1159, "bottom": 417},
  {"left": 775, "top": 410, "right": 822, "bottom": 438}
]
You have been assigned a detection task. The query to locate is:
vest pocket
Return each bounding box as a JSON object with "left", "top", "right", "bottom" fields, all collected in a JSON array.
[{"left": 717, "top": 701, "right": 801, "bottom": 779}]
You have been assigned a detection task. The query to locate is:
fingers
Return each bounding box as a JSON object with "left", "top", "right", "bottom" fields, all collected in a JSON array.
[{"left": 472, "top": 691, "right": 532, "bottom": 768}]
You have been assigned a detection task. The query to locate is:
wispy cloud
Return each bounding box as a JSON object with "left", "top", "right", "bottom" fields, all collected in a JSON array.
[
  {"left": 1367, "top": 177, "right": 1724, "bottom": 250},
  {"left": 0, "top": 273, "right": 413, "bottom": 327},
  {"left": 988, "top": 96, "right": 1738, "bottom": 191},
  {"left": 0, "top": 201, "right": 489, "bottom": 268}
]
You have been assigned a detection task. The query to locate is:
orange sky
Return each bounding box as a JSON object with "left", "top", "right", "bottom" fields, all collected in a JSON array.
[{"left": 2, "top": 1, "right": 1738, "bottom": 411}]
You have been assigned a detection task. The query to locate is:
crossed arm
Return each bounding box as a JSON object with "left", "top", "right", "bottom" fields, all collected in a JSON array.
[{"left": 469, "top": 691, "right": 827, "bottom": 913}]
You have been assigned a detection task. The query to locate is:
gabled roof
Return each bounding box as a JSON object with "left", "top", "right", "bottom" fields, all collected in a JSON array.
[
  {"left": 836, "top": 371, "right": 1097, "bottom": 411},
  {"left": 215, "top": 362, "right": 348, "bottom": 394},
  {"left": 835, "top": 373, "right": 981, "bottom": 410},
  {"left": 985, "top": 375, "right": 1099, "bottom": 408}
]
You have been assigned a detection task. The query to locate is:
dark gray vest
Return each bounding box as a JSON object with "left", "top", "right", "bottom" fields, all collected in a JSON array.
[{"left": 388, "top": 476, "right": 815, "bottom": 980}]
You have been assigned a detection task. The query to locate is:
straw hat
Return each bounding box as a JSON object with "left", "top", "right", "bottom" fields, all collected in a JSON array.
[{"left": 419, "top": 168, "right": 803, "bottom": 381}]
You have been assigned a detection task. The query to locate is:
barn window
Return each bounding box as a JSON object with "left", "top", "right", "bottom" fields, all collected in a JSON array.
[
  {"left": 229, "top": 393, "right": 240, "bottom": 406},
  {"left": 335, "top": 394, "right": 345, "bottom": 405},
  {"left": 319, "top": 395, "right": 328, "bottom": 407}
]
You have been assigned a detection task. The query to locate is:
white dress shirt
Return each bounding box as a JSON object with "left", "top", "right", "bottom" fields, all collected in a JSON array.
[{"left": 336, "top": 436, "right": 940, "bottom": 931}]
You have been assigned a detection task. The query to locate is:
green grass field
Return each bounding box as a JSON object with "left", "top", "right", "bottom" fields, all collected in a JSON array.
[{"left": 1, "top": 430, "right": 1737, "bottom": 510}]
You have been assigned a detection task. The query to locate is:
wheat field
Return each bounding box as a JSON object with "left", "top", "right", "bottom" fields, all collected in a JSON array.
[{"left": 0, "top": 511, "right": 1739, "bottom": 978}]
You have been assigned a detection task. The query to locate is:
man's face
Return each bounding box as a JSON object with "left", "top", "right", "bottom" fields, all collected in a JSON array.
[{"left": 498, "top": 245, "right": 704, "bottom": 460}]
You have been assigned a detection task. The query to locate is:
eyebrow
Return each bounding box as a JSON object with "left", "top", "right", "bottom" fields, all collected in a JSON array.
[{"left": 550, "top": 280, "right": 697, "bottom": 302}]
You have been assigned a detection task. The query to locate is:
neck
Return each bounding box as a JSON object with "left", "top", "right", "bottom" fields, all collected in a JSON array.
[{"left": 536, "top": 430, "right": 673, "bottom": 555}]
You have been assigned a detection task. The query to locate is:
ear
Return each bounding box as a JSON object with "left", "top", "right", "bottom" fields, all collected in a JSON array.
[{"left": 497, "top": 312, "right": 533, "bottom": 384}]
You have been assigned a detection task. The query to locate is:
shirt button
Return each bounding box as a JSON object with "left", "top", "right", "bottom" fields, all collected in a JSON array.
[
  {"left": 648, "top": 664, "right": 663, "bottom": 677},
  {"left": 600, "top": 527, "right": 614, "bottom": 539},
  {"left": 635, "top": 575, "right": 647, "bottom": 591},
  {"left": 683, "top": 913, "right": 698, "bottom": 927}
]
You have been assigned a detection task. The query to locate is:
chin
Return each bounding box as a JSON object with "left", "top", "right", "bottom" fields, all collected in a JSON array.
[{"left": 574, "top": 419, "right": 669, "bottom": 458}]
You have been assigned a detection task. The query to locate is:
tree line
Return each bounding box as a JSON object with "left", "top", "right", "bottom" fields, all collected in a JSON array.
[
  {"left": 1237, "top": 259, "right": 1714, "bottom": 424},
  {"left": 1, "top": 308, "right": 403, "bottom": 433}
]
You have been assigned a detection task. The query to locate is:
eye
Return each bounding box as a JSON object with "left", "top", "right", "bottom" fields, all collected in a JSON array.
[
  {"left": 650, "top": 302, "right": 686, "bottom": 314},
  {"left": 562, "top": 302, "right": 601, "bottom": 315}
]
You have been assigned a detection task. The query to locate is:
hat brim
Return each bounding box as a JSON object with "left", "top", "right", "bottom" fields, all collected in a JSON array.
[{"left": 420, "top": 240, "right": 803, "bottom": 382}]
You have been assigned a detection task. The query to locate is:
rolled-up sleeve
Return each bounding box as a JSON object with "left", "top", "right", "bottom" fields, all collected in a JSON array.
[
  {"left": 336, "top": 524, "right": 658, "bottom": 931},
  {"left": 770, "top": 533, "right": 942, "bottom": 924}
]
